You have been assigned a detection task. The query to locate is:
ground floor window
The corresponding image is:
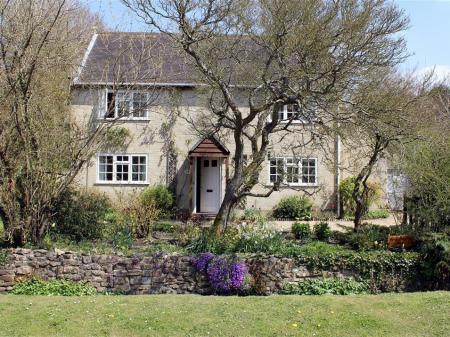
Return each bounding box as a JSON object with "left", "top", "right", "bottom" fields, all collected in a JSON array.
[
  {"left": 98, "top": 154, "right": 147, "bottom": 183},
  {"left": 269, "top": 156, "right": 317, "bottom": 185}
]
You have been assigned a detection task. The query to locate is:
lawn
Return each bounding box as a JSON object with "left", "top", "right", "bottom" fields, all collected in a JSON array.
[{"left": 0, "top": 292, "right": 448, "bottom": 337}]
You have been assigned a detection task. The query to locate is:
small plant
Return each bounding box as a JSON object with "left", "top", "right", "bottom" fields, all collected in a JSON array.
[
  {"left": 0, "top": 249, "right": 8, "bottom": 266},
  {"left": 12, "top": 277, "right": 97, "bottom": 296},
  {"left": 192, "top": 253, "right": 249, "bottom": 294},
  {"left": 140, "top": 185, "right": 174, "bottom": 219},
  {"left": 272, "top": 196, "right": 312, "bottom": 220},
  {"left": 242, "top": 208, "right": 267, "bottom": 224},
  {"left": 282, "top": 277, "right": 369, "bottom": 295},
  {"left": 364, "top": 209, "right": 390, "bottom": 219},
  {"left": 153, "top": 222, "right": 178, "bottom": 233},
  {"left": 292, "top": 222, "right": 311, "bottom": 240},
  {"left": 313, "top": 222, "right": 331, "bottom": 241}
]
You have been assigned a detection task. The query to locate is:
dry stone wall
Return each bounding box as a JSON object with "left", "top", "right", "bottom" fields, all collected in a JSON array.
[{"left": 0, "top": 249, "right": 403, "bottom": 295}]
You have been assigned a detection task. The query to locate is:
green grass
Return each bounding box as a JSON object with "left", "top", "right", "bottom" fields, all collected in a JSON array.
[{"left": 0, "top": 292, "right": 448, "bottom": 336}]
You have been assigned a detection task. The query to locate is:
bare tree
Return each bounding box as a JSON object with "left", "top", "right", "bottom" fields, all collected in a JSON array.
[
  {"left": 0, "top": 1, "right": 160, "bottom": 245},
  {"left": 338, "top": 69, "right": 428, "bottom": 230},
  {"left": 122, "top": 0, "right": 409, "bottom": 235}
]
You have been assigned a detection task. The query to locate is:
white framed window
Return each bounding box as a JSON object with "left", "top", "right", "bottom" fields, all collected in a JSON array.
[
  {"left": 97, "top": 154, "right": 148, "bottom": 184},
  {"left": 277, "top": 104, "right": 317, "bottom": 123},
  {"left": 103, "top": 90, "right": 150, "bottom": 120},
  {"left": 269, "top": 156, "right": 318, "bottom": 186}
]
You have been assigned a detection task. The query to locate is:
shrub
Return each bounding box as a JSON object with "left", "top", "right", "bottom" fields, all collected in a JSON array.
[
  {"left": 123, "top": 201, "right": 161, "bottom": 238},
  {"left": 52, "top": 188, "right": 111, "bottom": 241},
  {"left": 313, "top": 222, "right": 331, "bottom": 241},
  {"left": 364, "top": 209, "right": 390, "bottom": 219},
  {"left": 345, "top": 224, "right": 390, "bottom": 251},
  {"left": 282, "top": 277, "right": 369, "bottom": 295},
  {"left": 140, "top": 185, "right": 174, "bottom": 219},
  {"left": 12, "top": 277, "right": 97, "bottom": 296},
  {"left": 192, "top": 253, "right": 249, "bottom": 294},
  {"left": 292, "top": 222, "right": 311, "bottom": 240},
  {"left": 339, "top": 176, "right": 382, "bottom": 216},
  {"left": 272, "top": 196, "right": 312, "bottom": 220},
  {"left": 417, "top": 233, "right": 450, "bottom": 290}
]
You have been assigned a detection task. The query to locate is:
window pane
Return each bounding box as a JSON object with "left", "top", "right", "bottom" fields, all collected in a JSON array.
[
  {"left": 117, "top": 93, "right": 130, "bottom": 117},
  {"left": 106, "top": 92, "right": 115, "bottom": 118},
  {"left": 99, "top": 155, "right": 113, "bottom": 181},
  {"left": 211, "top": 160, "right": 218, "bottom": 167},
  {"left": 131, "top": 156, "right": 147, "bottom": 182},
  {"left": 132, "top": 92, "right": 148, "bottom": 118},
  {"left": 204, "top": 160, "right": 209, "bottom": 167}
]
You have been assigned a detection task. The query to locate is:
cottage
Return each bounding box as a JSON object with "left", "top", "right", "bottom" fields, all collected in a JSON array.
[{"left": 71, "top": 32, "right": 395, "bottom": 216}]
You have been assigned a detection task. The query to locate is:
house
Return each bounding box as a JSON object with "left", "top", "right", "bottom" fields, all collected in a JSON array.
[{"left": 71, "top": 32, "right": 394, "bottom": 216}]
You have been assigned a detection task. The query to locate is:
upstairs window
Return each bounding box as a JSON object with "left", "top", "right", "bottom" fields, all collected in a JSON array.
[
  {"left": 103, "top": 91, "right": 150, "bottom": 119},
  {"left": 98, "top": 154, "right": 147, "bottom": 184},
  {"left": 269, "top": 157, "right": 317, "bottom": 186},
  {"left": 278, "top": 104, "right": 317, "bottom": 123}
]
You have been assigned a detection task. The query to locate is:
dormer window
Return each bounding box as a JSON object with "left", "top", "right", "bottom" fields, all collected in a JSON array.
[{"left": 103, "top": 90, "right": 150, "bottom": 120}]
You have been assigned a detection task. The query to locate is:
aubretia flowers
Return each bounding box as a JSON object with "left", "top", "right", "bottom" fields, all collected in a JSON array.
[
  {"left": 192, "top": 253, "right": 248, "bottom": 294},
  {"left": 192, "top": 252, "right": 215, "bottom": 273}
]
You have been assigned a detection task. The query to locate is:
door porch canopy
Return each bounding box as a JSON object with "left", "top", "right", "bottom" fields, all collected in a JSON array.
[{"left": 188, "top": 135, "right": 230, "bottom": 158}]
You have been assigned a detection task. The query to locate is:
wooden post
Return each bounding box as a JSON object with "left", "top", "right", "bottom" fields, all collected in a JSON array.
[{"left": 225, "top": 156, "right": 229, "bottom": 184}]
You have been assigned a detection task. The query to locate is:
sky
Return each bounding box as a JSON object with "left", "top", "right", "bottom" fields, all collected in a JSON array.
[{"left": 82, "top": 0, "right": 450, "bottom": 80}]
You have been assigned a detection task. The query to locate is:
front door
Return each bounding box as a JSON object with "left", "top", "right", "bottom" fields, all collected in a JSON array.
[{"left": 200, "top": 157, "right": 220, "bottom": 213}]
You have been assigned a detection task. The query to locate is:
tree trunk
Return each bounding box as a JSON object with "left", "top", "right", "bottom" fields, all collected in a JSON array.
[{"left": 212, "top": 183, "right": 237, "bottom": 237}]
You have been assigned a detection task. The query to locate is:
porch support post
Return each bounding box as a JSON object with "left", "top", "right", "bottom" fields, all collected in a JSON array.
[
  {"left": 225, "top": 157, "right": 229, "bottom": 183},
  {"left": 189, "top": 156, "right": 193, "bottom": 212}
]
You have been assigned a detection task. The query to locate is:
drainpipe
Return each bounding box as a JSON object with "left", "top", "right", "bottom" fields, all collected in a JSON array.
[{"left": 335, "top": 133, "right": 341, "bottom": 218}]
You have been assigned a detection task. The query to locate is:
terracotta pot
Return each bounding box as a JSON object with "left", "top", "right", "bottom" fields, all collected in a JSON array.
[{"left": 388, "top": 235, "right": 415, "bottom": 249}]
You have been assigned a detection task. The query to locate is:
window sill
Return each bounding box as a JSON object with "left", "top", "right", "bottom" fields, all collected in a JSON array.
[
  {"left": 265, "top": 183, "right": 319, "bottom": 188},
  {"left": 94, "top": 181, "right": 149, "bottom": 186},
  {"left": 97, "top": 118, "right": 151, "bottom": 122}
]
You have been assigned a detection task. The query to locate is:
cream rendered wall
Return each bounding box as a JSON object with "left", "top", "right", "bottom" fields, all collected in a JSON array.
[{"left": 71, "top": 86, "right": 341, "bottom": 212}]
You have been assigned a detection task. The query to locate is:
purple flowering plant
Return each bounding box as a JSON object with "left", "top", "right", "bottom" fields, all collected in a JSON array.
[{"left": 192, "top": 253, "right": 249, "bottom": 294}]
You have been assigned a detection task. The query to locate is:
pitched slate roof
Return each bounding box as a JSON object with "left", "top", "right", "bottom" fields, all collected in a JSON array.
[
  {"left": 74, "top": 31, "right": 261, "bottom": 87},
  {"left": 75, "top": 32, "right": 202, "bottom": 86}
]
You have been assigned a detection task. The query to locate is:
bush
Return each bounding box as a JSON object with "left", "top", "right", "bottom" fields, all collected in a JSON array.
[
  {"left": 292, "top": 222, "right": 311, "bottom": 240},
  {"left": 339, "top": 176, "right": 382, "bottom": 217},
  {"left": 364, "top": 209, "right": 390, "bottom": 219},
  {"left": 52, "top": 188, "right": 111, "bottom": 241},
  {"left": 313, "top": 222, "right": 331, "bottom": 241},
  {"left": 353, "top": 224, "right": 389, "bottom": 250},
  {"left": 417, "top": 233, "right": 450, "bottom": 290},
  {"left": 282, "top": 277, "right": 369, "bottom": 295},
  {"left": 140, "top": 185, "right": 174, "bottom": 219},
  {"left": 272, "top": 196, "right": 312, "bottom": 220},
  {"left": 12, "top": 277, "right": 97, "bottom": 296}
]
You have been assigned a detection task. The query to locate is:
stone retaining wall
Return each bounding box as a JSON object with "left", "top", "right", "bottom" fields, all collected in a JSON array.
[{"left": 0, "top": 249, "right": 402, "bottom": 294}]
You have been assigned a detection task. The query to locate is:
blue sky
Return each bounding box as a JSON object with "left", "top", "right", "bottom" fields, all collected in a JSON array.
[{"left": 82, "top": 0, "right": 450, "bottom": 79}]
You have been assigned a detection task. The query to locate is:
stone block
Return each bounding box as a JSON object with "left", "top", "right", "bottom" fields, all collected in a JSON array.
[{"left": 16, "top": 265, "right": 33, "bottom": 275}]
